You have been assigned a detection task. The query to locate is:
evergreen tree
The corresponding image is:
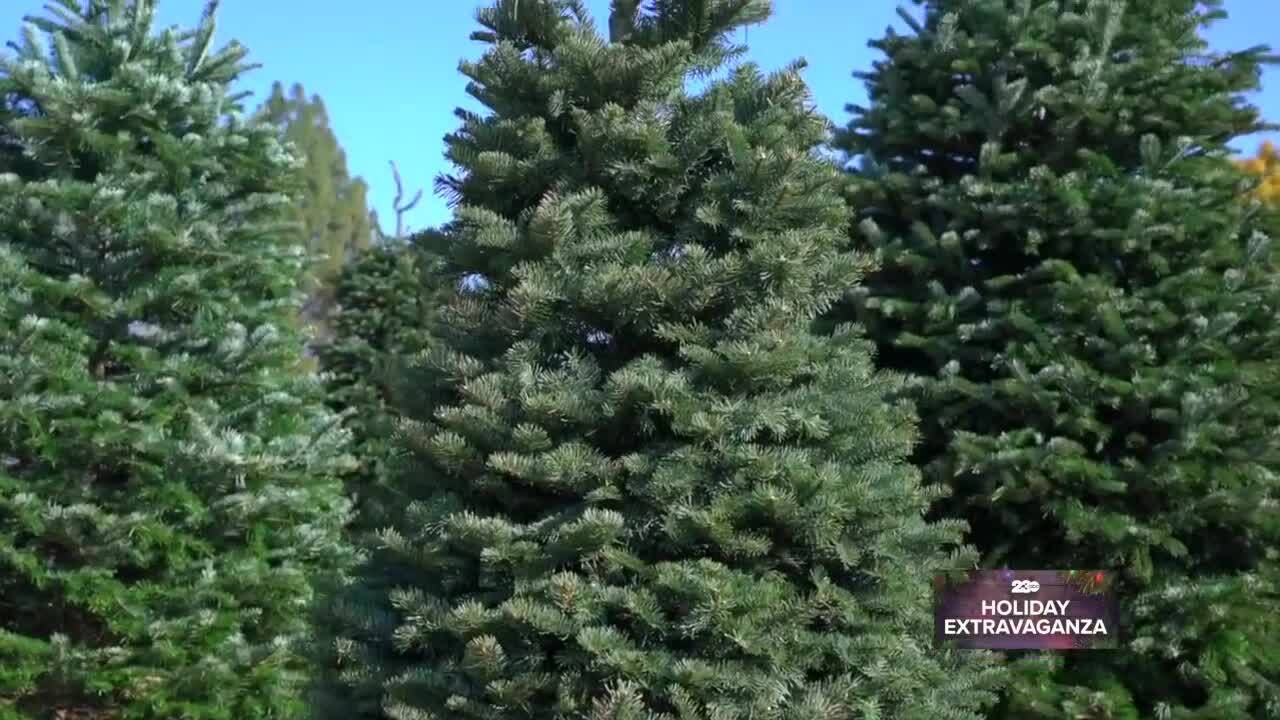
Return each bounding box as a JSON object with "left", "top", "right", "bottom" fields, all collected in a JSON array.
[
  {"left": 837, "top": 1, "right": 1280, "bottom": 718},
  {"left": 313, "top": 2, "right": 1001, "bottom": 719},
  {"left": 0, "top": 2, "right": 354, "bottom": 718},
  {"left": 256, "top": 80, "right": 375, "bottom": 280},
  {"left": 317, "top": 237, "right": 438, "bottom": 534},
  {"left": 255, "top": 81, "right": 375, "bottom": 329},
  {"left": 307, "top": 235, "right": 445, "bottom": 720}
]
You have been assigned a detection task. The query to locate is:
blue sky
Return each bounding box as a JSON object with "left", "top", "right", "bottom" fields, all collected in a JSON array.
[{"left": 3, "top": 1, "right": 1277, "bottom": 234}]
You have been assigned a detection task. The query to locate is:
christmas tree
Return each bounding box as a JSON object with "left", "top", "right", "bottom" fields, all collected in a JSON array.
[
  {"left": 317, "top": 236, "right": 439, "bottom": 534},
  {"left": 0, "top": 2, "right": 354, "bottom": 718},
  {"left": 307, "top": 239, "right": 438, "bottom": 720},
  {"left": 312, "top": 1, "right": 1002, "bottom": 718},
  {"left": 838, "top": 1, "right": 1280, "bottom": 717}
]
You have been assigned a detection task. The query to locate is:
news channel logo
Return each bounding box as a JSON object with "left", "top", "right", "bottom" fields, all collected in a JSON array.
[{"left": 934, "top": 569, "right": 1119, "bottom": 650}]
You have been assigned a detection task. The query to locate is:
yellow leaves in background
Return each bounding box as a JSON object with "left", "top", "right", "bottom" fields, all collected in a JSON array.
[{"left": 1239, "top": 140, "right": 1280, "bottom": 205}]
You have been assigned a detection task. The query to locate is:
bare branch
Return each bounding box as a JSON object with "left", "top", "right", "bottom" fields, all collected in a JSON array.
[
  {"left": 389, "top": 160, "right": 424, "bottom": 238},
  {"left": 390, "top": 159, "right": 404, "bottom": 202}
]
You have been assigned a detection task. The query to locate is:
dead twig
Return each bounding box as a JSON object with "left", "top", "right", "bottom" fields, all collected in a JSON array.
[{"left": 390, "top": 160, "right": 423, "bottom": 238}]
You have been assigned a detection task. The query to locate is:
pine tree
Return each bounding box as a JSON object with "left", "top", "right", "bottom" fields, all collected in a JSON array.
[
  {"left": 317, "top": 237, "right": 438, "bottom": 534},
  {"left": 255, "top": 82, "right": 375, "bottom": 332},
  {"left": 837, "top": 1, "right": 1280, "bottom": 718},
  {"left": 0, "top": 2, "right": 354, "bottom": 718},
  {"left": 313, "top": 2, "right": 1002, "bottom": 719},
  {"left": 307, "top": 236, "right": 441, "bottom": 720},
  {"left": 256, "top": 81, "right": 375, "bottom": 282},
  {"left": 307, "top": 200, "right": 441, "bottom": 720}
]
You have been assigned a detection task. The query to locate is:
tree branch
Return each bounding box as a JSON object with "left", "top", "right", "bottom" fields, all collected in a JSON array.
[{"left": 390, "top": 160, "right": 423, "bottom": 238}]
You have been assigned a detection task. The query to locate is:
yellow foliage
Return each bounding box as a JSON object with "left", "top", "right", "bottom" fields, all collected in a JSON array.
[{"left": 1238, "top": 140, "right": 1280, "bottom": 205}]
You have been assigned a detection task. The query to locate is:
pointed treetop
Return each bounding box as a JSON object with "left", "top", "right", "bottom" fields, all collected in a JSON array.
[
  {"left": 11, "top": 0, "right": 251, "bottom": 88},
  {"left": 470, "top": 0, "right": 769, "bottom": 57},
  {"left": 609, "top": 0, "right": 641, "bottom": 42}
]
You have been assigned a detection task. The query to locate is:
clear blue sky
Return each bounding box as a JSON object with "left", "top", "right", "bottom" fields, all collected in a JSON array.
[{"left": 3, "top": 1, "right": 1277, "bottom": 234}]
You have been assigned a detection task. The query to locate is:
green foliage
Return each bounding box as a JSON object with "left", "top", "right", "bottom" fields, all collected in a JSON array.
[
  {"left": 307, "top": 237, "right": 442, "bottom": 720},
  {"left": 256, "top": 81, "right": 375, "bottom": 282},
  {"left": 311, "top": 2, "right": 1002, "bottom": 719},
  {"left": 838, "top": 1, "right": 1280, "bottom": 718},
  {"left": 0, "top": 2, "right": 354, "bottom": 718},
  {"left": 317, "top": 237, "right": 438, "bottom": 533},
  {"left": 255, "top": 81, "right": 376, "bottom": 333}
]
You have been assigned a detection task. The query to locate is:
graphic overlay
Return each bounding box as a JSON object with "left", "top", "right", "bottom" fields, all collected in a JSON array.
[{"left": 934, "top": 570, "right": 1118, "bottom": 650}]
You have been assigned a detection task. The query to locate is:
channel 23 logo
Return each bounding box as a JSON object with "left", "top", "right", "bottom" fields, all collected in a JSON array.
[{"left": 1011, "top": 579, "right": 1040, "bottom": 594}]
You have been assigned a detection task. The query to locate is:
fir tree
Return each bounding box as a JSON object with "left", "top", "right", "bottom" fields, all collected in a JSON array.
[
  {"left": 837, "top": 1, "right": 1280, "bottom": 718},
  {"left": 317, "top": 237, "right": 438, "bottom": 534},
  {"left": 256, "top": 81, "right": 375, "bottom": 283},
  {"left": 313, "top": 2, "right": 1001, "bottom": 719},
  {"left": 0, "top": 2, "right": 354, "bottom": 718},
  {"left": 308, "top": 236, "right": 442, "bottom": 720},
  {"left": 255, "top": 82, "right": 376, "bottom": 336}
]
